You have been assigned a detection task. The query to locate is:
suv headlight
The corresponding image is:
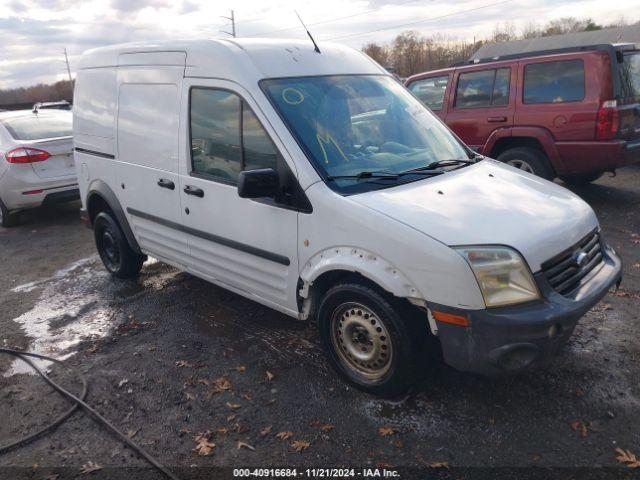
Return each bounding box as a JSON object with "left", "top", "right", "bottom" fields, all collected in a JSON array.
[{"left": 455, "top": 247, "right": 540, "bottom": 308}]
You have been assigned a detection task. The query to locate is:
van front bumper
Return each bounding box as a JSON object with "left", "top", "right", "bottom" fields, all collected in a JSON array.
[{"left": 432, "top": 245, "right": 622, "bottom": 375}]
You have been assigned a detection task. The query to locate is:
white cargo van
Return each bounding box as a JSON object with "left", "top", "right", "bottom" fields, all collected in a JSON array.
[{"left": 74, "top": 39, "right": 622, "bottom": 396}]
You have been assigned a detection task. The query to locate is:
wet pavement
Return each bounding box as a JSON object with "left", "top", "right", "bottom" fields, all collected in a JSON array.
[{"left": 0, "top": 167, "right": 639, "bottom": 479}]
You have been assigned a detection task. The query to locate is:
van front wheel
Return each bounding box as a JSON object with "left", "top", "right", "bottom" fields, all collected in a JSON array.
[
  {"left": 94, "top": 212, "right": 145, "bottom": 278},
  {"left": 318, "top": 283, "right": 420, "bottom": 397}
]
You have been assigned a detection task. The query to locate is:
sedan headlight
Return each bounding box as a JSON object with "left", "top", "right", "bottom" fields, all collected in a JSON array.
[{"left": 455, "top": 247, "right": 540, "bottom": 307}]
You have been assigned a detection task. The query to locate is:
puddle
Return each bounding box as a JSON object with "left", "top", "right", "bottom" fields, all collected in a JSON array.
[
  {"left": 5, "top": 256, "right": 117, "bottom": 376},
  {"left": 361, "top": 394, "right": 453, "bottom": 436}
]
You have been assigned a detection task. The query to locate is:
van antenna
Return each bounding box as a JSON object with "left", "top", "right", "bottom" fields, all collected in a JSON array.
[{"left": 295, "top": 11, "right": 321, "bottom": 54}]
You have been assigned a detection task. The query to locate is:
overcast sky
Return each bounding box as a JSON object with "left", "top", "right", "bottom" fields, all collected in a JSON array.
[{"left": 0, "top": 0, "right": 637, "bottom": 89}]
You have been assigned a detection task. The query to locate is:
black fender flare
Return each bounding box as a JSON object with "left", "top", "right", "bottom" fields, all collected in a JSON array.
[{"left": 86, "top": 180, "right": 142, "bottom": 254}]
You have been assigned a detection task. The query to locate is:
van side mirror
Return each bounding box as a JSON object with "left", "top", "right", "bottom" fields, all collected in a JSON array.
[{"left": 237, "top": 168, "right": 280, "bottom": 199}]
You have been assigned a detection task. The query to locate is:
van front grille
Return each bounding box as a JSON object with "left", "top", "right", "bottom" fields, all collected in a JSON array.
[{"left": 541, "top": 230, "right": 604, "bottom": 296}]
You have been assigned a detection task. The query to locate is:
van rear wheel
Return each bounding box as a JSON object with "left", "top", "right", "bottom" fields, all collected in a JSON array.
[
  {"left": 318, "top": 282, "right": 423, "bottom": 397},
  {"left": 94, "top": 212, "right": 145, "bottom": 278},
  {"left": 497, "top": 147, "right": 554, "bottom": 180}
]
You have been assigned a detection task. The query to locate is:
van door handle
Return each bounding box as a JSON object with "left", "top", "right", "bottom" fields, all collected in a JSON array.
[
  {"left": 487, "top": 116, "right": 507, "bottom": 123},
  {"left": 183, "top": 185, "right": 204, "bottom": 198},
  {"left": 157, "top": 178, "right": 175, "bottom": 190}
]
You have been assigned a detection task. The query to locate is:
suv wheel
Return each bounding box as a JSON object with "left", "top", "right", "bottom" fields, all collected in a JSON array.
[
  {"left": 560, "top": 172, "right": 603, "bottom": 186},
  {"left": 0, "top": 199, "right": 19, "bottom": 228},
  {"left": 497, "top": 147, "right": 554, "bottom": 180},
  {"left": 318, "top": 282, "right": 424, "bottom": 397},
  {"left": 94, "top": 212, "right": 145, "bottom": 278}
]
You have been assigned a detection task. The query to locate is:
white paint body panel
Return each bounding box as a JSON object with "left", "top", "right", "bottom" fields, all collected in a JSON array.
[
  {"left": 350, "top": 159, "right": 599, "bottom": 272},
  {"left": 73, "top": 39, "right": 602, "bottom": 318}
]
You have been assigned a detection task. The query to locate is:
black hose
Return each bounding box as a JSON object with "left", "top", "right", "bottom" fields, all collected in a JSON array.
[{"left": 0, "top": 348, "right": 179, "bottom": 480}]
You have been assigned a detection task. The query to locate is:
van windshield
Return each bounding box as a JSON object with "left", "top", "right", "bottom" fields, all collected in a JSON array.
[{"left": 261, "top": 75, "right": 473, "bottom": 193}]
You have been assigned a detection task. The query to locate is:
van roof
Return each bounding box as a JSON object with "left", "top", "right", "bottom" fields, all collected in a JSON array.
[{"left": 78, "top": 38, "right": 386, "bottom": 82}]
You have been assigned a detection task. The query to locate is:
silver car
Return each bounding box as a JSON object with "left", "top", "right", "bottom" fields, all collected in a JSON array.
[{"left": 0, "top": 109, "right": 77, "bottom": 227}]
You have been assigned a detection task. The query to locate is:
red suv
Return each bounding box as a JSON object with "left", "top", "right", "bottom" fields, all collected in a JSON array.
[{"left": 405, "top": 44, "right": 640, "bottom": 184}]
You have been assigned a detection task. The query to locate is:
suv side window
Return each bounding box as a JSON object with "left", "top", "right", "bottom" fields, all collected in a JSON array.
[
  {"left": 190, "top": 88, "right": 279, "bottom": 184},
  {"left": 523, "top": 60, "right": 585, "bottom": 104},
  {"left": 408, "top": 75, "right": 448, "bottom": 110},
  {"left": 455, "top": 68, "right": 511, "bottom": 108}
]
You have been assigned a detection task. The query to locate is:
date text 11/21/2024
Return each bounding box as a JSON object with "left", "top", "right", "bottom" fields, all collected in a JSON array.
[{"left": 232, "top": 468, "right": 401, "bottom": 478}]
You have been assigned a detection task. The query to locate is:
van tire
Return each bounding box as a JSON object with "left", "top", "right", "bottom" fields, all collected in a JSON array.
[
  {"left": 94, "top": 212, "right": 145, "bottom": 278},
  {"left": 560, "top": 172, "right": 603, "bottom": 186},
  {"left": 0, "top": 199, "right": 19, "bottom": 228},
  {"left": 317, "top": 282, "right": 424, "bottom": 397},
  {"left": 497, "top": 147, "right": 554, "bottom": 180}
]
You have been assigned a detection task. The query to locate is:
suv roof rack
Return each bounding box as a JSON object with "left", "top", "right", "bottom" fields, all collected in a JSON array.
[
  {"left": 453, "top": 43, "right": 639, "bottom": 67},
  {"left": 32, "top": 100, "right": 71, "bottom": 114}
]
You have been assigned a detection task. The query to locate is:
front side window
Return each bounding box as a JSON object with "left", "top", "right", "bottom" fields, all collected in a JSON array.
[
  {"left": 455, "top": 68, "right": 511, "bottom": 108},
  {"left": 2, "top": 111, "right": 72, "bottom": 140},
  {"left": 523, "top": 60, "right": 585, "bottom": 104},
  {"left": 408, "top": 75, "right": 448, "bottom": 110},
  {"left": 190, "top": 88, "right": 279, "bottom": 184},
  {"left": 262, "top": 75, "right": 472, "bottom": 194}
]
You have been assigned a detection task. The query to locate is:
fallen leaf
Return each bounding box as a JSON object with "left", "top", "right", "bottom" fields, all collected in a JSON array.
[
  {"left": 235, "top": 365, "right": 246, "bottom": 372},
  {"left": 126, "top": 429, "right": 139, "bottom": 439},
  {"left": 217, "top": 427, "right": 230, "bottom": 435},
  {"left": 426, "top": 461, "right": 450, "bottom": 469},
  {"left": 242, "top": 393, "right": 252, "bottom": 401},
  {"left": 193, "top": 432, "right": 216, "bottom": 456},
  {"left": 209, "top": 377, "right": 233, "bottom": 395},
  {"left": 570, "top": 420, "right": 588, "bottom": 438},
  {"left": 310, "top": 420, "right": 335, "bottom": 431},
  {"left": 266, "top": 371, "right": 275, "bottom": 381},
  {"left": 79, "top": 462, "right": 103, "bottom": 474},
  {"left": 176, "top": 360, "right": 194, "bottom": 368},
  {"left": 237, "top": 441, "right": 256, "bottom": 451},
  {"left": 226, "top": 402, "right": 241, "bottom": 410},
  {"left": 532, "top": 454, "right": 542, "bottom": 461},
  {"left": 615, "top": 448, "right": 640, "bottom": 468},
  {"left": 185, "top": 392, "right": 196, "bottom": 401},
  {"left": 393, "top": 439, "right": 404, "bottom": 449},
  {"left": 291, "top": 440, "right": 310, "bottom": 452},
  {"left": 227, "top": 414, "right": 237, "bottom": 422},
  {"left": 260, "top": 426, "right": 273, "bottom": 436},
  {"left": 276, "top": 431, "right": 293, "bottom": 440},
  {"left": 378, "top": 426, "right": 397, "bottom": 436}
]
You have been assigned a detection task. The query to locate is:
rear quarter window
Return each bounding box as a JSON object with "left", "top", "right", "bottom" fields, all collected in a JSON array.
[
  {"left": 523, "top": 59, "right": 585, "bottom": 104},
  {"left": 2, "top": 113, "right": 72, "bottom": 140},
  {"left": 408, "top": 75, "right": 448, "bottom": 110},
  {"left": 620, "top": 52, "right": 640, "bottom": 99}
]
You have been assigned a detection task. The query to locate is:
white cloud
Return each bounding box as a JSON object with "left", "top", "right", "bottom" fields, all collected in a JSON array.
[{"left": 0, "top": 0, "right": 638, "bottom": 88}]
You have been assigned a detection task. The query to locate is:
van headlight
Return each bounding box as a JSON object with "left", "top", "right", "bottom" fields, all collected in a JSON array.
[{"left": 455, "top": 247, "right": 540, "bottom": 308}]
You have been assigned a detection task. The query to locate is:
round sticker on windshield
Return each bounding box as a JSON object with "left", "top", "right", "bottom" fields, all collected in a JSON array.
[{"left": 282, "top": 88, "right": 304, "bottom": 105}]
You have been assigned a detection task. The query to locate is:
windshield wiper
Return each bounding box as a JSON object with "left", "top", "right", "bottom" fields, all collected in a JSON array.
[
  {"left": 401, "top": 157, "right": 480, "bottom": 174},
  {"left": 326, "top": 169, "right": 445, "bottom": 181}
]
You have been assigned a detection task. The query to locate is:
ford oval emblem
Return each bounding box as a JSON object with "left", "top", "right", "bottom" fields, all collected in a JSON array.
[{"left": 573, "top": 251, "right": 588, "bottom": 268}]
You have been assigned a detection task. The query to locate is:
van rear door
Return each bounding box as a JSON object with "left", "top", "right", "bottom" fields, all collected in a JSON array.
[{"left": 616, "top": 48, "right": 640, "bottom": 143}]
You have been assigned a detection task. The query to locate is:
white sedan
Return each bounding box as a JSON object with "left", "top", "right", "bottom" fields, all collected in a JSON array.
[{"left": 0, "top": 109, "right": 77, "bottom": 227}]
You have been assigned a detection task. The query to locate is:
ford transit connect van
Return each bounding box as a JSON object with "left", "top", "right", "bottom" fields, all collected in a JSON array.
[{"left": 74, "top": 39, "right": 622, "bottom": 396}]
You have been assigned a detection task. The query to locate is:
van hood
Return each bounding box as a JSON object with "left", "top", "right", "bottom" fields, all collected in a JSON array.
[{"left": 351, "top": 159, "right": 598, "bottom": 272}]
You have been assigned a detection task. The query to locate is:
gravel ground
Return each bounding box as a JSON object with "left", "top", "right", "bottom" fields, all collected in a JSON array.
[{"left": 0, "top": 166, "right": 639, "bottom": 480}]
